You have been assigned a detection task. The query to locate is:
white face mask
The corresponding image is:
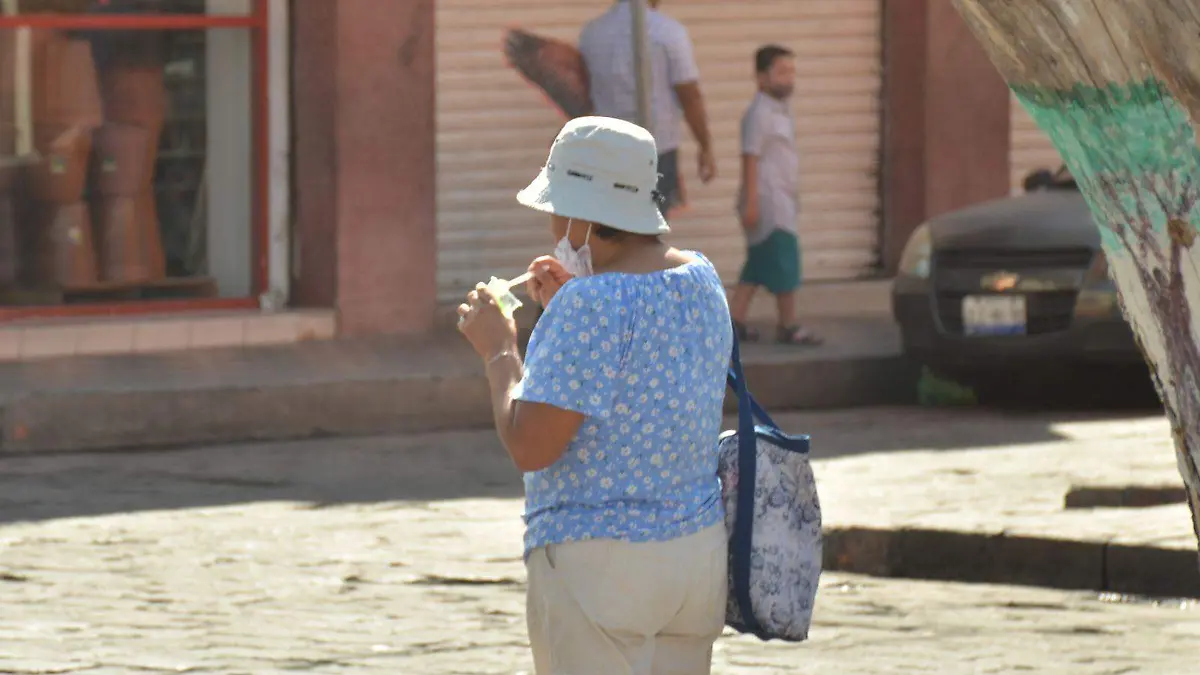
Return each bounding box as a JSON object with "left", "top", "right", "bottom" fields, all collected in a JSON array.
[{"left": 554, "top": 219, "right": 594, "bottom": 278}]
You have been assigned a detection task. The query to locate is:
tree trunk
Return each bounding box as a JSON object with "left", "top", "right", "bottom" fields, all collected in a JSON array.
[{"left": 951, "top": 0, "right": 1200, "bottom": 554}]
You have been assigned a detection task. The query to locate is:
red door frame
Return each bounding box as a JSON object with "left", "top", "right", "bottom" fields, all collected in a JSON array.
[{"left": 0, "top": 1, "right": 270, "bottom": 321}]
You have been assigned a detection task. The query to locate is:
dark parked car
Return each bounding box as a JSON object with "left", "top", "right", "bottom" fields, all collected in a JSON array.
[{"left": 892, "top": 167, "right": 1143, "bottom": 392}]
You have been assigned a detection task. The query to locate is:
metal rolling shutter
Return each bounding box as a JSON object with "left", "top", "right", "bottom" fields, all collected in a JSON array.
[
  {"left": 436, "top": 0, "right": 882, "bottom": 302},
  {"left": 1010, "top": 93, "right": 1063, "bottom": 194}
]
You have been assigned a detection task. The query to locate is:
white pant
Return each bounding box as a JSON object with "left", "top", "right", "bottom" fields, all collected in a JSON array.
[{"left": 526, "top": 524, "right": 728, "bottom": 675}]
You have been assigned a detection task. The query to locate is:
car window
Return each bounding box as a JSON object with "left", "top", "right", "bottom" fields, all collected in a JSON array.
[{"left": 1023, "top": 165, "right": 1078, "bottom": 192}]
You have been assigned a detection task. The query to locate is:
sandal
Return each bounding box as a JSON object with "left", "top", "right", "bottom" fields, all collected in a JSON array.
[
  {"left": 778, "top": 325, "right": 823, "bottom": 346},
  {"left": 734, "top": 321, "right": 760, "bottom": 342}
]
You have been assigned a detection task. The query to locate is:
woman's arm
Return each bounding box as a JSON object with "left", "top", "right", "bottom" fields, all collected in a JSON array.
[
  {"left": 461, "top": 281, "right": 617, "bottom": 473},
  {"left": 486, "top": 351, "right": 584, "bottom": 473}
]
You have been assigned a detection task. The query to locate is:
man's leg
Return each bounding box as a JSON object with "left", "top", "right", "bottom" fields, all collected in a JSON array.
[
  {"left": 730, "top": 284, "right": 757, "bottom": 326},
  {"left": 734, "top": 234, "right": 776, "bottom": 340},
  {"left": 776, "top": 290, "right": 798, "bottom": 329},
  {"left": 757, "top": 229, "right": 820, "bottom": 345},
  {"left": 733, "top": 248, "right": 761, "bottom": 340},
  {"left": 775, "top": 289, "right": 824, "bottom": 344}
]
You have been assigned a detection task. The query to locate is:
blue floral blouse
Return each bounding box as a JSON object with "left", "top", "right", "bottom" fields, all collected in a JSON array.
[{"left": 511, "top": 254, "right": 734, "bottom": 557}]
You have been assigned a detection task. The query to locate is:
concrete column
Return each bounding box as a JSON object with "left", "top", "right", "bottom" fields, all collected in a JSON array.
[
  {"left": 880, "top": 0, "right": 1011, "bottom": 272},
  {"left": 922, "top": 0, "right": 1010, "bottom": 218},
  {"left": 292, "top": 0, "right": 437, "bottom": 336},
  {"left": 879, "top": 0, "right": 929, "bottom": 273}
]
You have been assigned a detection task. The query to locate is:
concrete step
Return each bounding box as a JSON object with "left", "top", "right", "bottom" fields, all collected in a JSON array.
[
  {"left": 825, "top": 526, "right": 1200, "bottom": 599},
  {"left": 435, "top": 279, "right": 895, "bottom": 333},
  {"left": 812, "top": 411, "right": 1200, "bottom": 599},
  {"left": 0, "top": 315, "right": 912, "bottom": 454}
]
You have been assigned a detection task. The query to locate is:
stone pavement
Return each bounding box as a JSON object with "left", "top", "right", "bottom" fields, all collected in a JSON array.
[
  {"left": 816, "top": 410, "right": 1200, "bottom": 597},
  {"left": 0, "top": 316, "right": 910, "bottom": 454},
  {"left": 2, "top": 407, "right": 1199, "bottom": 673}
]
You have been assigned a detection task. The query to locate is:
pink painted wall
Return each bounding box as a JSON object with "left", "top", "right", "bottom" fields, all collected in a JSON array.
[
  {"left": 292, "top": 0, "right": 437, "bottom": 336},
  {"left": 293, "top": 0, "right": 1014, "bottom": 331},
  {"left": 880, "top": 0, "right": 1012, "bottom": 272}
]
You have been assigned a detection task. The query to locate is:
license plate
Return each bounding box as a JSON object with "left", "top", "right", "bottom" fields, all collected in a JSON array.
[{"left": 962, "top": 295, "right": 1026, "bottom": 336}]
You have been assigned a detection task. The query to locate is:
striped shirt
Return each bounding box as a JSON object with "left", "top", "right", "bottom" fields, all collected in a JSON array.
[{"left": 579, "top": 1, "right": 700, "bottom": 153}]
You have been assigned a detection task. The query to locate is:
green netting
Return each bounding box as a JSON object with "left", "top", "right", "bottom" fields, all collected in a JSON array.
[{"left": 1013, "top": 79, "right": 1200, "bottom": 253}]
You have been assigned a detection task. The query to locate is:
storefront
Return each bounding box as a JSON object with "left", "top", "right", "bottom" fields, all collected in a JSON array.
[
  {"left": 434, "top": 0, "right": 884, "bottom": 303},
  {"left": 1009, "top": 93, "right": 1062, "bottom": 194},
  {"left": 0, "top": 0, "right": 288, "bottom": 321}
]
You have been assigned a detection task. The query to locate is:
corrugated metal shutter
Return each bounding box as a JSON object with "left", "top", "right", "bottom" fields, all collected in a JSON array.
[
  {"left": 436, "top": 0, "right": 882, "bottom": 302},
  {"left": 1009, "top": 93, "right": 1062, "bottom": 194}
]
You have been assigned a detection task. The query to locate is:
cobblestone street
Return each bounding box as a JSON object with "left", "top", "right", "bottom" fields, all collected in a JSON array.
[{"left": 2, "top": 408, "right": 1199, "bottom": 674}]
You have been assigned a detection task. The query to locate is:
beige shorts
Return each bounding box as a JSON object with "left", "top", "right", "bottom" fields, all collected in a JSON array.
[{"left": 525, "top": 524, "right": 728, "bottom": 675}]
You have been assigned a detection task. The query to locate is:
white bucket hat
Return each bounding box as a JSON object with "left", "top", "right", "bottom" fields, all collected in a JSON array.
[{"left": 516, "top": 116, "right": 670, "bottom": 235}]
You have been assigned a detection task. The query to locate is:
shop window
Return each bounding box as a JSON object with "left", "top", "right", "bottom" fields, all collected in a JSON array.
[
  {"left": 0, "top": 0, "right": 264, "bottom": 316},
  {"left": 16, "top": 1, "right": 252, "bottom": 17}
]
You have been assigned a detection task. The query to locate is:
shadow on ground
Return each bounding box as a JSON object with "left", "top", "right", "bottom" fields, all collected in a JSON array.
[
  {"left": 934, "top": 364, "right": 1163, "bottom": 412},
  {"left": 772, "top": 407, "right": 1160, "bottom": 459},
  {"left": 0, "top": 400, "right": 1166, "bottom": 525}
]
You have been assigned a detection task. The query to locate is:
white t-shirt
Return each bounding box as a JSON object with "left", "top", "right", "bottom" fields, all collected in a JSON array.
[
  {"left": 739, "top": 92, "right": 800, "bottom": 245},
  {"left": 579, "top": 1, "right": 700, "bottom": 153}
]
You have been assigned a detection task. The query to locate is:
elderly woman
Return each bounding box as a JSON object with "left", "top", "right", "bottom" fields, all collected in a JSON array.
[{"left": 457, "top": 116, "right": 733, "bottom": 675}]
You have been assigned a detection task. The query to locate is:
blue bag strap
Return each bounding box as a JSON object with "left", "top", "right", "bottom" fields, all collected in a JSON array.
[
  {"left": 726, "top": 369, "right": 777, "bottom": 430},
  {"left": 727, "top": 330, "right": 767, "bottom": 638}
]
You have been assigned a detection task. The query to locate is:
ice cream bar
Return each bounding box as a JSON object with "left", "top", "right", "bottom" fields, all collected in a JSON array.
[
  {"left": 506, "top": 271, "right": 534, "bottom": 289},
  {"left": 486, "top": 274, "right": 532, "bottom": 319}
]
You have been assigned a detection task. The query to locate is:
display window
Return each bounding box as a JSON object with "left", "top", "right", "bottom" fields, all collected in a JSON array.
[{"left": 0, "top": 0, "right": 268, "bottom": 319}]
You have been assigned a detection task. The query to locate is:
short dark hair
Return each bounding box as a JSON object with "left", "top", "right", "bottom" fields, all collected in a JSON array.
[
  {"left": 592, "top": 224, "right": 660, "bottom": 242},
  {"left": 755, "top": 44, "right": 793, "bottom": 74},
  {"left": 593, "top": 224, "right": 624, "bottom": 240}
]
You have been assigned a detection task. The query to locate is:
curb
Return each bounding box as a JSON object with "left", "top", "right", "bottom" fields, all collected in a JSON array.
[
  {"left": 0, "top": 354, "right": 916, "bottom": 454},
  {"left": 1064, "top": 485, "right": 1187, "bottom": 509},
  {"left": 825, "top": 526, "right": 1200, "bottom": 599}
]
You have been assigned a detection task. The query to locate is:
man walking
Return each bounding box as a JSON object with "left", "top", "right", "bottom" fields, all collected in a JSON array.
[
  {"left": 730, "top": 44, "right": 822, "bottom": 346},
  {"left": 579, "top": 0, "right": 716, "bottom": 217}
]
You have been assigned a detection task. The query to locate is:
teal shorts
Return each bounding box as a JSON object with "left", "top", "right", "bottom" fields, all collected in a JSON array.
[{"left": 740, "top": 229, "right": 801, "bottom": 294}]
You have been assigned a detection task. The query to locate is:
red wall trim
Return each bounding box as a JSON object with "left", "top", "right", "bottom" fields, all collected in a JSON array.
[
  {"left": 879, "top": 0, "right": 929, "bottom": 274},
  {"left": 0, "top": 298, "right": 258, "bottom": 322},
  {"left": 251, "top": 0, "right": 270, "bottom": 296},
  {"left": 0, "top": 6, "right": 270, "bottom": 321},
  {"left": 0, "top": 15, "right": 262, "bottom": 30}
]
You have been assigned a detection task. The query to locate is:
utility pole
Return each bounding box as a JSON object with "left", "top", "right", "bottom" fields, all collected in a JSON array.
[
  {"left": 952, "top": 0, "right": 1200, "bottom": 554},
  {"left": 1, "top": 0, "right": 31, "bottom": 161},
  {"left": 630, "top": 0, "right": 654, "bottom": 131}
]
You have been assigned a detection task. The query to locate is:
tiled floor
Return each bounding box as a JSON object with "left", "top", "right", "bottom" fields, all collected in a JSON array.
[
  {"left": 0, "top": 315, "right": 901, "bottom": 398},
  {"left": 0, "top": 310, "right": 336, "bottom": 362}
]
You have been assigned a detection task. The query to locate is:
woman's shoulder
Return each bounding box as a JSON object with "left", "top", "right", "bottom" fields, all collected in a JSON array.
[
  {"left": 549, "top": 252, "right": 722, "bottom": 309},
  {"left": 542, "top": 278, "right": 629, "bottom": 325},
  {"left": 668, "top": 251, "right": 726, "bottom": 294},
  {"left": 550, "top": 275, "right": 620, "bottom": 304}
]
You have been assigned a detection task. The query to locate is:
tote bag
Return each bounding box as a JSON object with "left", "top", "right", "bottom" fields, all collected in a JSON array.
[{"left": 718, "top": 333, "right": 823, "bottom": 641}]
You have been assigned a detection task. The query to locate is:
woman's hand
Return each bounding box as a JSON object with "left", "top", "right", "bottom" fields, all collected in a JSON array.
[
  {"left": 526, "top": 256, "right": 574, "bottom": 307},
  {"left": 457, "top": 283, "right": 518, "bottom": 360}
]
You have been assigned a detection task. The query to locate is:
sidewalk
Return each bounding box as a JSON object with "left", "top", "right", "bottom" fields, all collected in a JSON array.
[
  {"left": 0, "top": 314, "right": 912, "bottom": 454},
  {"left": 811, "top": 410, "right": 1200, "bottom": 598},
  {"left": 1, "top": 407, "right": 1197, "bottom": 673}
]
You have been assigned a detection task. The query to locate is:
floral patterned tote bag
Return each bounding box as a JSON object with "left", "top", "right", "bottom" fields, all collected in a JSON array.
[{"left": 718, "top": 332, "right": 823, "bottom": 641}]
